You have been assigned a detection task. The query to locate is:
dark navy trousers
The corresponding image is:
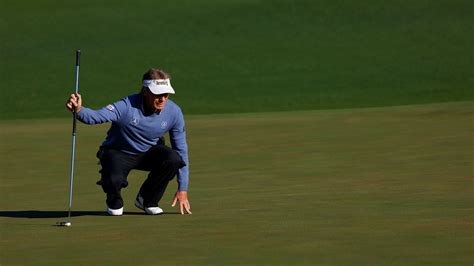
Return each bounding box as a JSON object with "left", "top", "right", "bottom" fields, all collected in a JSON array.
[{"left": 96, "top": 143, "right": 185, "bottom": 209}]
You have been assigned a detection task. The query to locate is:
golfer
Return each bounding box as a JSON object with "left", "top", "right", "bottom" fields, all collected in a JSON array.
[{"left": 66, "top": 68, "right": 191, "bottom": 216}]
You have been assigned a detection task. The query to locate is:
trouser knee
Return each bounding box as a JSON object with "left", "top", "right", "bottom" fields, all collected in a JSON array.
[
  {"left": 164, "top": 151, "right": 185, "bottom": 170},
  {"left": 96, "top": 148, "right": 131, "bottom": 193},
  {"left": 147, "top": 151, "right": 185, "bottom": 182}
]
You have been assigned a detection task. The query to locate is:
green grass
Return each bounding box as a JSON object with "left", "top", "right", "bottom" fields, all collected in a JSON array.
[
  {"left": 1, "top": 102, "right": 473, "bottom": 265},
  {"left": 1, "top": 0, "right": 473, "bottom": 119},
  {"left": 1, "top": 0, "right": 473, "bottom": 264}
]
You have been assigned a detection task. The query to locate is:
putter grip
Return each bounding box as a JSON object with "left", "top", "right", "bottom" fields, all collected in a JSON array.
[
  {"left": 76, "top": 50, "right": 81, "bottom": 66},
  {"left": 72, "top": 109, "right": 77, "bottom": 135}
]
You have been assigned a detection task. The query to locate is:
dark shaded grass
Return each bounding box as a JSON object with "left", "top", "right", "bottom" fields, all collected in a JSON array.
[{"left": 1, "top": 0, "right": 473, "bottom": 119}]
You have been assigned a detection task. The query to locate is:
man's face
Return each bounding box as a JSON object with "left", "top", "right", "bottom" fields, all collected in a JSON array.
[{"left": 144, "top": 89, "right": 169, "bottom": 112}]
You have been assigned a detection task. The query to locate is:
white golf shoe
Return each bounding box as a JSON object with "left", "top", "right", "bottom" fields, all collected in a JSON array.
[
  {"left": 106, "top": 206, "right": 123, "bottom": 216},
  {"left": 135, "top": 195, "right": 163, "bottom": 215}
]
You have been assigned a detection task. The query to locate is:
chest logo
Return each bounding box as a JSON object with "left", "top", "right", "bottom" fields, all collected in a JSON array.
[
  {"left": 161, "top": 121, "right": 168, "bottom": 129},
  {"left": 131, "top": 117, "right": 139, "bottom": 126}
]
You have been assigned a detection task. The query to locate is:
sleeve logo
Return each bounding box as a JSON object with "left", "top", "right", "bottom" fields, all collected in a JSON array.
[{"left": 131, "top": 117, "right": 139, "bottom": 126}]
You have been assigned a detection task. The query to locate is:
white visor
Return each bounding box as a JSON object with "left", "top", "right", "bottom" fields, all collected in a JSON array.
[{"left": 143, "top": 79, "right": 175, "bottom": 95}]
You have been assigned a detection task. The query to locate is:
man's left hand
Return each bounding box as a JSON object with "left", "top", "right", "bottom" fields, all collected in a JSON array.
[{"left": 172, "top": 191, "right": 192, "bottom": 215}]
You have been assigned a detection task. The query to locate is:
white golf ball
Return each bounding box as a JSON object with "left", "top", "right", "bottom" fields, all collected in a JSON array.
[{"left": 57, "top": 221, "right": 71, "bottom": 227}]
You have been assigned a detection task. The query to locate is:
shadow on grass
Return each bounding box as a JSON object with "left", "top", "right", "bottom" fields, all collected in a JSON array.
[{"left": 0, "top": 210, "right": 182, "bottom": 218}]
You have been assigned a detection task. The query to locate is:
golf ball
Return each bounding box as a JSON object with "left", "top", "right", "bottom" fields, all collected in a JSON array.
[{"left": 57, "top": 221, "right": 71, "bottom": 227}]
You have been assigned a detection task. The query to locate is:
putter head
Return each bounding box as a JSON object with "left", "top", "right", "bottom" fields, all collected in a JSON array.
[{"left": 56, "top": 221, "right": 71, "bottom": 227}]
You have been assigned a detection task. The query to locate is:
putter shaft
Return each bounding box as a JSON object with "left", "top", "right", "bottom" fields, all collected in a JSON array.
[{"left": 66, "top": 50, "right": 81, "bottom": 222}]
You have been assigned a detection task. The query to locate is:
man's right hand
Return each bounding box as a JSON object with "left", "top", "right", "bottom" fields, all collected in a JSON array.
[{"left": 66, "top": 93, "right": 82, "bottom": 113}]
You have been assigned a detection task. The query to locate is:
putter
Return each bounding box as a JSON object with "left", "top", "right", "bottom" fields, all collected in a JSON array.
[{"left": 57, "top": 49, "right": 81, "bottom": 227}]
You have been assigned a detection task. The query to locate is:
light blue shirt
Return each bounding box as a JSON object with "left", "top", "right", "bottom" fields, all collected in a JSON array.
[{"left": 77, "top": 93, "right": 189, "bottom": 191}]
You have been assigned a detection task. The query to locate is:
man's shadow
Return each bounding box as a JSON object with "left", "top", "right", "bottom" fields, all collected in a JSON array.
[{"left": 0, "top": 210, "right": 181, "bottom": 218}]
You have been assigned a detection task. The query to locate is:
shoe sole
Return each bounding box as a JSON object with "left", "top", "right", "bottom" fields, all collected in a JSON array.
[
  {"left": 107, "top": 207, "right": 123, "bottom": 216},
  {"left": 135, "top": 199, "right": 163, "bottom": 215}
]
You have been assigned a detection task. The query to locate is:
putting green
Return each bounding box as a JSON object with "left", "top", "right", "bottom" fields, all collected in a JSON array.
[{"left": 1, "top": 101, "right": 472, "bottom": 265}]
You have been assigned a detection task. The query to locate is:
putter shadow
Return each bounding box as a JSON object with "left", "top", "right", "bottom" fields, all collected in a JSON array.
[
  {"left": 0, "top": 210, "right": 107, "bottom": 218},
  {"left": 0, "top": 210, "right": 183, "bottom": 218}
]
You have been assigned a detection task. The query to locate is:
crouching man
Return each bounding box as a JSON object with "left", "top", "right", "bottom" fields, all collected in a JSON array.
[{"left": 65, "top": 68, "right": 191, "bottom": 216}]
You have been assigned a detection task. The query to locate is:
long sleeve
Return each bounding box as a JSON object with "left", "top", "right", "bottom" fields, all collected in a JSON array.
[
  {"left": 169, "top": 107, "right": 190, "bottom": 191},
  {"left": 77, "top": 100, "right": 126, "bottom": 125}
]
